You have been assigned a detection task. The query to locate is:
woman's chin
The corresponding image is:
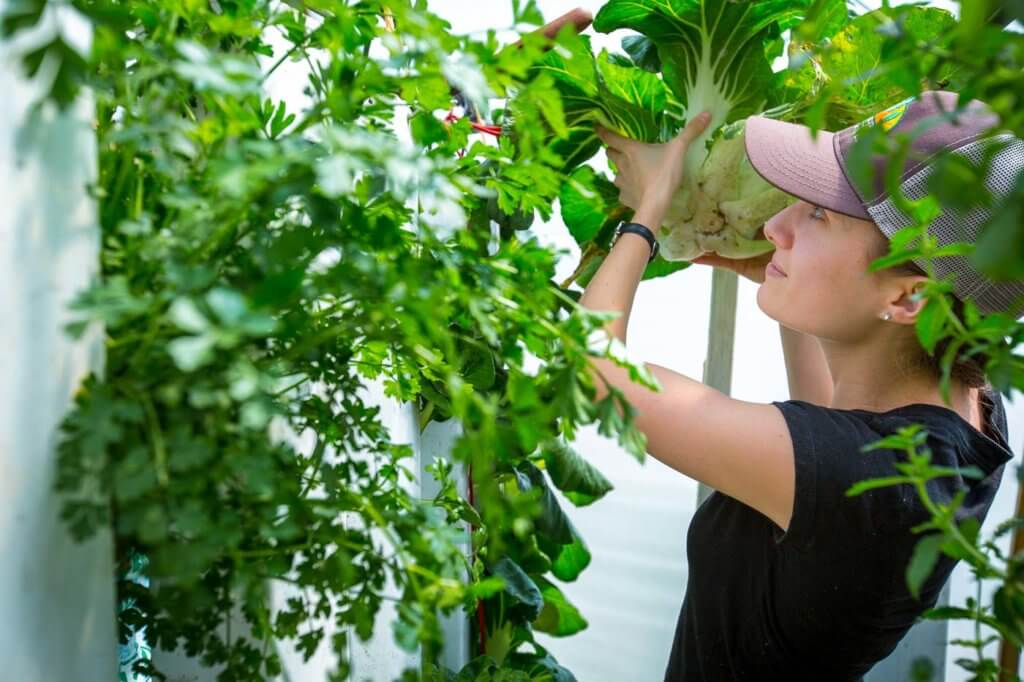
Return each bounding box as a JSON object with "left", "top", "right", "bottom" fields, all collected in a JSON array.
[
  {"left": 755, "top": 283, "right": 771, "bottom": 312},
  {"left": 755, "top": 284, "right": 785, "bottom": 325}
]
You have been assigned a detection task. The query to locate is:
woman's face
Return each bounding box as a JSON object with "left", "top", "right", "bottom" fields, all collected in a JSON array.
[{"left": 756, "top": 199, "right": 895, "bottom": 342}]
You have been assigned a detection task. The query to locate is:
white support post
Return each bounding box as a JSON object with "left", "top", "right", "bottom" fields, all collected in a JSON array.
[
  {"left": 0, "top": 12, "right": 116, "bottom": 680},
  {"left": 697, "top": 268, "right": 739, "bottom": 506},
  {"left": 417, "top": 418, "right": 471, "bottom": 674}
]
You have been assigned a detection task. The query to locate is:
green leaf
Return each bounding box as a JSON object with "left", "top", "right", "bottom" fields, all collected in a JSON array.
[
  {"left": 113, "top": 447, "right": 159, "bottom": 502},
  {"left": 915, "top": 297, "right": 947, "bottom": 355},
  {"left": 508, "top": 370, "right": 541, "bottom": 410},
  {"left": 532, "top": 32, "right": 670, "bottom": 148},
  {"left": 959, "top": 517, "right": 981, "bottom": 545},
  {"left": 461, "top": 349, "right": 496, "bottom": 391},
  {"left": 790, "top": 0, "right": 851, "bottom": 43},
  {"left": 922, "top": 605, "right": 977, "bottom": 621},
  {"left": 845, "top": 476, "right": 914, "bottom": 497},
  {"left": 206, "top": 288, "right": 248, "bottom": 325},
  {"left": 173, "top": 40, "right": 261, "bottom": 95},
  {"left": 643, "top": 254, "right": 690, "bottom": 281},
  {"left": 409, "top": 111, "right": 449, "bottom": 147},
  {"left": 138, "top": 504, "right": 169, "bottom": 545},
  {"left": 812, "top": 8, "right": 959, "bottom": 123},
  {"left": 533, "top": 76, "right": 569, "bottom": 139},
  {"left": 65, "top": 275, "right": 150, "bottom": 336},
  {"left": 859, "top": 424, "right": 927, "bottom": 453},
  {"left": 594, "top": 0, "right": 806, "bottom": 121},
  {"left": 559, "top": 166, "right": 620, "bottom": 245},
  {"left": 593, "top": 50, "right": 671, "bottom": 143},
  {"left": 491, "top": 557, "right": 544, "bottom": 620},
  {"left": 906, "top": 533, "right": 944, "bottom": 600},
  {"left": 593, "top": 335, "right": 661, "bottom": 392},
  {"left": 548, "top": 529, "right": 591, "bottom": 582},
  {"left": 532, "top": 577, "right": 588, "bottom": 637},
  {"left": 621, "top": 34, "right": 660, "bottom": 73},
  {"left": 169, "top": 298, "right": 210, "bottom": 334},
  {"left": 167, "top": 335, "right": 216, "bottom": 372},
  {"left": 266, "top": 99, "right": 296, "bottom": 138},
  {"left": 542, "top": 440, "right": 613, "bottom": 507},
  {"left": 515, "top": 462, "right": 573, "bottom": 545},
  {"left": 512, "top": 0, "right": 545, "bottom": 26},
  {"left": 505, "top": 650, "right": 577, "bottom": 682}
]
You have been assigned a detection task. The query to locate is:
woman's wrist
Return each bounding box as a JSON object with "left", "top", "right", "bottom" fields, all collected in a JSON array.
[{"left": 632, "top": 199, "right": 668, "bottom": 232}]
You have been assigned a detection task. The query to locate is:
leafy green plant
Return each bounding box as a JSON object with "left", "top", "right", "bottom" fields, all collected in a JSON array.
[{"left": 5, "top": 0, "right": 661, "bottom": 679}]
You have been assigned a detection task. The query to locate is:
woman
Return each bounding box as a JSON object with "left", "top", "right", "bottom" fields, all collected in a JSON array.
[{"left": 584, "top": 90, "right": 1022, "bottom": 680}]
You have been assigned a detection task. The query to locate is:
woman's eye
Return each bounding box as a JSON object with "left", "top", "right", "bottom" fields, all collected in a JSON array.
[{"left": 810, "top": 205, "right": 826, "bottom": 220}]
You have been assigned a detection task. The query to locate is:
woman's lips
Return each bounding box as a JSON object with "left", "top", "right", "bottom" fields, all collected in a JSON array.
[{"left": 766, "top": 261, "right": 787, "bottom": 278}]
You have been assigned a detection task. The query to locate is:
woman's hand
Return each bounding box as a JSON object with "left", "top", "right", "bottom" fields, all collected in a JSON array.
[
  {"left": 692, "top": 249, "right": 774, "bottom": 284},
  {"left": 596, "top": 111, "right": 711, "bottom": 220}
]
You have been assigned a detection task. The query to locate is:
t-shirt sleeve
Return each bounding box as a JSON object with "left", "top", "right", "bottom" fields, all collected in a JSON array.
[{"left": 769, "top": 400, "right": 927, "bottom": 552}]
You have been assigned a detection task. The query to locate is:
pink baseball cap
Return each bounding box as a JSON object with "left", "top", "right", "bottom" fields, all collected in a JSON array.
[{"left": 744, "top": 90, "right": 1024, "bottom": 317}]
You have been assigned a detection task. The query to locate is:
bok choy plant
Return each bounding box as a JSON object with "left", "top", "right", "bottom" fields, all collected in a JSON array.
[{"left": 521, "top": 0, "right": 962, "bottom": 284}]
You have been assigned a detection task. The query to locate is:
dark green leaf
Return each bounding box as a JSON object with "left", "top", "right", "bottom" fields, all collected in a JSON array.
[
  {"left": 542, "top": 440, "right": 613, "bottom": 507},
  {"left": 906, "top": 533, "right": 944, "bottom": 600},
  {"left": 491, "top": 557, "right": 544, "bottom": 620},
  {"left": 532, "top": 577, "right": 587, "bottom": 637}
]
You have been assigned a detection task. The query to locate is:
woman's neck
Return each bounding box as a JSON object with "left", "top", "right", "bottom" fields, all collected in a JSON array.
[{"left": 820, "top": 335, "right": 974, "bottom": 418}]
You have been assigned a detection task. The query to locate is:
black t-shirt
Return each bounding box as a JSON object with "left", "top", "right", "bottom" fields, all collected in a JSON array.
[{"left": 664, "top": 387, "right": 1014, "bottom": 681}]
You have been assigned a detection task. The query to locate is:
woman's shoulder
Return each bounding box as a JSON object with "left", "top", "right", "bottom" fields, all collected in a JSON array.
[
  {"left": 861, "top": 385, "right": 1011, "bottom": 473},
  {"left": 770, "top": 388, "right": 1013, "bottom": 550},
  {"left": 775, "top": 384, "right": 1012, "bottom": 476}
]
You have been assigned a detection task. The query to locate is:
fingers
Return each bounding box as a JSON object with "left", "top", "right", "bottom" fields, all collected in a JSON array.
[
  {"left": 692, "top": 253, "right": 724, "bottom": 267},
  {"left": 512, "top": 8, "right": 593, "bottom": 48},
  {"left": 672, "top": 110, "right": 712, "bottom": 147},
  {"left": 537, "top": 8, "right": 593, "bottom": 39},
  {"left": 595, "top": 125, "right": 629, "bottom": 151}
]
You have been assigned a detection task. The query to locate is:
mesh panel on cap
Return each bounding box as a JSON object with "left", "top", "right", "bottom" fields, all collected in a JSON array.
[{"left": 866, "top": 133, "right": 1024, "bottom": 317}]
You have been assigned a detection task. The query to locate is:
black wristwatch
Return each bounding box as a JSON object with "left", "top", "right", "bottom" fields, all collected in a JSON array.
[{"left": 611, "top": 222, "right": 660, "bottom": 263}]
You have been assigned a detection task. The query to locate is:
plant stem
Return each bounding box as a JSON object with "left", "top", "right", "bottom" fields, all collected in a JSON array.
[
  {"left": 262, "top": 33, "right": 314, "bottom": 84},
  {"left": 138, "top": 391, "right": 169, "bottom": 487},
  {"left": 560, "top": 243, "right": 604, "bottom": 289}
]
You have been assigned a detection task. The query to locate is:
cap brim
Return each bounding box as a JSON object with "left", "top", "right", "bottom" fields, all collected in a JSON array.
[{"left": 744, "top": 116, "right": 871, "bottom": 221}]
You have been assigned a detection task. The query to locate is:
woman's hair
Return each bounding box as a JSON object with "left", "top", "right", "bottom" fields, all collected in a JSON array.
[{"left": 885, "top": 257, "right": 989, "bottom": 389}]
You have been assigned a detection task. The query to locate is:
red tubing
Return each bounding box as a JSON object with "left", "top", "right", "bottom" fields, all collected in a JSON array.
[{"left": 467, "top": 461, "right": 487, "bottom": 655}]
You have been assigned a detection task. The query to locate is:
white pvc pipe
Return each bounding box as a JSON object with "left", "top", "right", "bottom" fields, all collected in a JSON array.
[
  {"left": 697, "top": 268, "right": 739, "bottom": 506},
  {"left": 0, "top": 9, "right": 115, "bottom": 680}
]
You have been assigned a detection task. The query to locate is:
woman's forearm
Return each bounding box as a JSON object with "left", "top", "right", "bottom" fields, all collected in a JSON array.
[{"left": 577, "top": 205, "right": 664, "bottom": 344}]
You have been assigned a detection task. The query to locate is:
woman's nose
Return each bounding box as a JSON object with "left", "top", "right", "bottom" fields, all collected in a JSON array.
[{"left": 762, "top": 206, "right": 793, "bottom": 249}]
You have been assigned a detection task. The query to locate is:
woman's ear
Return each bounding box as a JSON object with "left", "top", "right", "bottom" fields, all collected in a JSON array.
[{"left": 886, "top": 275, "right": 930, "bottom": 324}]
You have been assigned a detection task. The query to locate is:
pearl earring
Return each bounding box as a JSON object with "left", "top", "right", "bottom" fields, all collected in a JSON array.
[{"left": 881, "top": 312, "right": 892, "bottom": 321}]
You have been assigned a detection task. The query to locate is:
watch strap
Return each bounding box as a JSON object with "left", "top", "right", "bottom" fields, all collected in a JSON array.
[{"left": 614, "top": 222, "right": 660, "bottom": 263}]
